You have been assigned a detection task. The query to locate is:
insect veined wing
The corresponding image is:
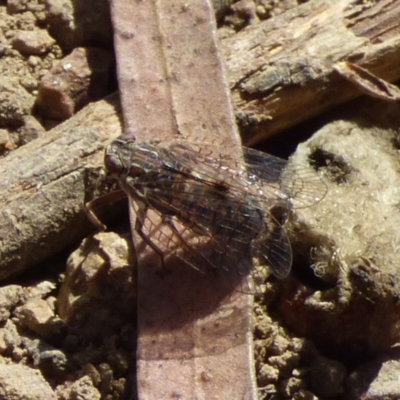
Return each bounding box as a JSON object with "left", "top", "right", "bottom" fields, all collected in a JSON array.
[
  {"left": 157, "top": 140, "right": 324, "bottom": 210},
  {"left": 251, "top": 206, "right": 292, "bottom": 280},
  {"left": 242, "top": 147, "right": 327, "bottom": 209},
  {"left": 134, "top": 204, "right": 209, "bottom": 271},
  {"left": 108, "top": 136, "right": 326, "bottom": 211},
  {"left": 132, "top": 199, "right": 257, "bottom": 294},
  {"left": 112, "top": 137, "right": 301, "bottom": 293},
  {"left": 126, "top": 170, "right": 265, "bottom": 293},
  {"left": 279, "top": 162, "right": 327, "bottom": 208},
  {"left": 154, "top": 141, "right": 293, "bottom": 236}
]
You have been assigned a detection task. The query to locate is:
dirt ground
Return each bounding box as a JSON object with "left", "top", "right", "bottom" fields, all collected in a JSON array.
[{"left": 1, "top": 0, "right": 400, "bottom": 399}]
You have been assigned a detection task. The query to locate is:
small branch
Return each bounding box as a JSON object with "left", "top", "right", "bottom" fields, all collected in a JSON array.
[
  {"left": 0, "top": 94, "right": 122, "bottom": 279},
  {"left": 220, "top": 0, "right": 400, "bottom": 144}
]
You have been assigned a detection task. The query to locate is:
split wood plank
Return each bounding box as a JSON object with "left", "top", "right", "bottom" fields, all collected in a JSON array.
[
  {"left": 223, "top": 0, "right": 400, "bottom": 144},
  {"left": 0, "top": 95, "right": 122, "bottom": 280},
  {"left": 109, "top": 0, "right": 257, "bottom": 399}
]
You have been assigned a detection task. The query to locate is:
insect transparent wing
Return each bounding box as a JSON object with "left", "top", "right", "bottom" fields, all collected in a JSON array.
[
  {"left": 155, "top": 142, "right": 305, "bottom": 283},
  {"left": 129, "top": 180, "right": 269, "bottom": 294},
  {"left": 279, "top": 161, "right": 328, "bottom": 208},
  {"left": 162, "top": 140, "right": 326, "bottom": 210},
  {"left": 109, "top": 137, "right": 326, "bottom": 294},
  {"left": 251, "top": 211, "right": 292, "bottom": 280},
  {"left": 242, "top": 147, "right": 327, "bottom": 208}
]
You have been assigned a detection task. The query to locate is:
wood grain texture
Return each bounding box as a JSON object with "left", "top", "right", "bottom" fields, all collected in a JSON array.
[
  {"left": 221, "top": 0, "right": 400, "bottom": 144},
  {"left": 0, "top": 94, "right": 122, "bottom": 279},
  {"left": 110, "top": 0, "right": 257, "bottom": 399}
]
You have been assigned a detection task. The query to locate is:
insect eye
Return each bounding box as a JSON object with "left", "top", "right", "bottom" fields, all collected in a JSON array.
[
  {"left": 104, "top": 153, "right": 126, "bottom": 176},
  {"left": 128, "top": 164, "right": 145, "bottom": 177}
]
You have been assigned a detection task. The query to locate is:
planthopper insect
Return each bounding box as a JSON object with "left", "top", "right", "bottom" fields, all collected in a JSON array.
[{"left": 94, "top": 135, "right": 327, "bottom": 293}]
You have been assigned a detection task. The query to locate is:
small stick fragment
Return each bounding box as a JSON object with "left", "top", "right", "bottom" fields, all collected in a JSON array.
[{"left": 334, "top": 62, "right": 400, "bottom": 102}]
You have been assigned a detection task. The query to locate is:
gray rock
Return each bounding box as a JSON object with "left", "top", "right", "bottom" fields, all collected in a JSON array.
[
  {"left": 0, "top": 78, "right": 34, "bottom": 126},
  {"left": 0, "top": 363, "right": 56, "bottom": 400},
  {"left": 0, "top": 320, "right": 21, "bottom": 355},
  {"left": 0, "top": 285, "right": 25, "bottom": 323},
  {"left": 347, "top": 357, "right": 400, "bottom": 400}
]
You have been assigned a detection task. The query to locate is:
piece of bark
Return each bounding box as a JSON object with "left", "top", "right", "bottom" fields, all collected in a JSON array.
[
  {"left": 0, "top": 93, "right": 122, "bottom": 280},
  {"left": 221, "top": 0, "right": 400, "bottom": 145},
  {"left": 334, "top": 61, "right": 400, "bottom": 102},
  {"left": 110, "top": 0, "right": 256, "bottom": 399}
]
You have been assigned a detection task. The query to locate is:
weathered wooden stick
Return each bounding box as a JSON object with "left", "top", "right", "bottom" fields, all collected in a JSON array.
[
  {"left": 222, "top": 0, "right": 400, "bottom": 144},
  {"left": 109, "top": 0, "right": 257, "bottom": 399},
  {"left": 0, "top": 94, "right": 122, "bottom": 280}
]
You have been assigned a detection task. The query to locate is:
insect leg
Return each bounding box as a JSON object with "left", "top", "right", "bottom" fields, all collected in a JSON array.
[
  {"left": 85, "top": 189, "right": 127, "bottom": 231},
  {"left": 162, "top": 215, "right": 205, "bottom": 273},
  {"left": 135, "top": 203, "right": 166, "bottom": 269}
]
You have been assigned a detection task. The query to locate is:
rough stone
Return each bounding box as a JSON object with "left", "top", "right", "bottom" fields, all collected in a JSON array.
[
  {"left": 25, "top": 280, "right": 56, "bottom": 300},
  {"left": 0, "top": 77, "right": 34, "bottom": 125},
  {"left": 0, "top": 285, "right": 25, "bottom": 323},
  {"left": 7, "top": 0, "right": 29, "bottom": 14},
  {"left": 14, "top": 297, "right": 64, "bottom": 339},
  {"left": 44, "top": 0, "right": 113, "bottom": 51},
  {"left": 0, "top": 320, "right": 21, "bottom": 354},
  {"left": 57, "top": 231, "right": 135, "bottom": 339},
  {"left": 19, "top": 115, "right": 45, "bottom": 144},
  {"left": 35, "top": 47, "right": 113, "bottom": 120},
  {"left": 347, "top": 358, "right": 400, "bottom": 400},
  {"left": 257, "top": 363, "right": 279, "bottom": 386},
  {"left": 12, "top": 29, "right": 55, "bottom": 55},
  {"left": 68, "top": 375, "right": 101, "bottom": 400},
  {"left": 281, "top": 376, "right": 306, "bottom": 398},
  {"left": 0, "top": 363, "right": 56, "bottom": 400},
  {"left": 307, "top": 355, "right": 346, "bottom": 397},
  {"left": 37, "top": 349, "right": 68, "bottom": 376}
]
